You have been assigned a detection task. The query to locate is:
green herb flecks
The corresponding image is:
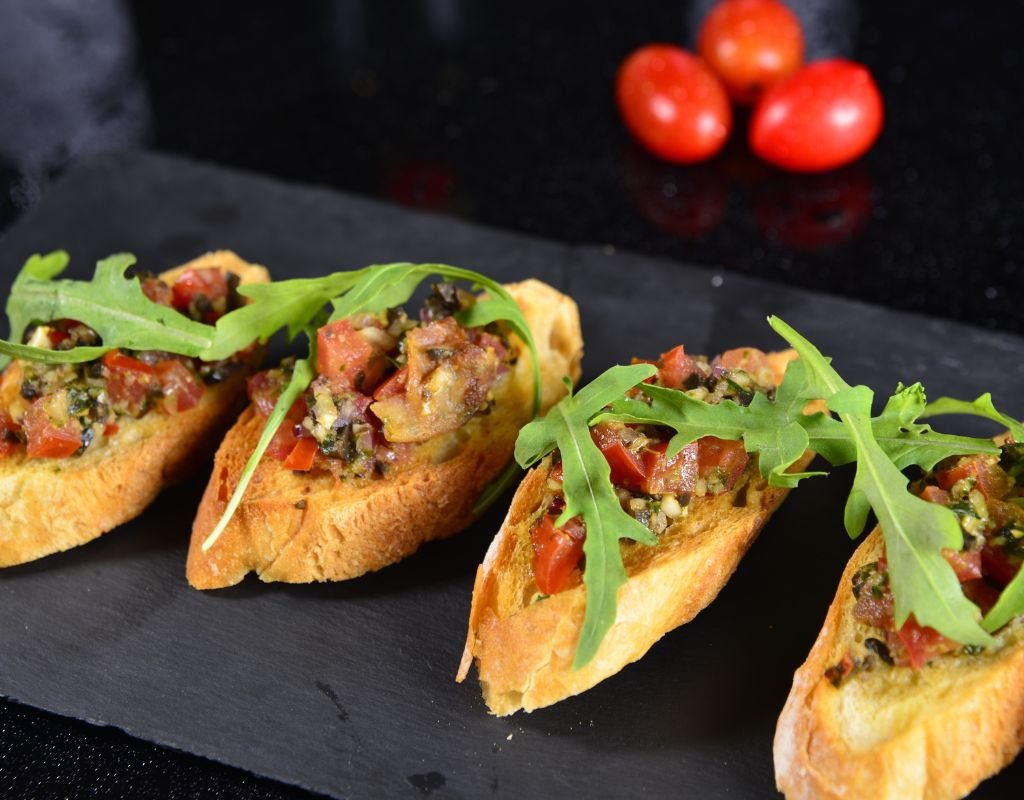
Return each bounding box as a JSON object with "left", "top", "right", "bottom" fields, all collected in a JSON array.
[
  {"left": 2, "top": 252, "right": 216, "bottom": 368},
  {"left": 516, "top": 364, "right": 658, "bottom": 669}
]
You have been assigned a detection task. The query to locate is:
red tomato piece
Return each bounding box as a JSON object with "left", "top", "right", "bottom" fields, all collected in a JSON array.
[
  {"left": 266, "top": 422, "right": 299, "bottom": 461},
  {"left": 698, "top": 0, "right": 804, "bottom": 104},
  {"left": 592, "top": 424, "right": 648, "bottom": 489},
  {"left": 0, "top": 410, "right": 21, "bottom": 433},
  {"left": 530, "top": 515, "right": 586, "bottom": 595},
  {"left": 317, "top": 320, "right": 389, "bottom": 393},
  {"left": 657, "top": 345, "right": 697, "bottom": 389},
  {"left": 282, "top": 437, "right": 319, "bottom": 471},
  {"left": 156, "top": 360, "right": 204, "bottom": 413},
  {"left": 697, "top": 436, "right": 749, "bottom": 492},
  {"left": 22, "top": 401, "right": 82, "bottom": 458},
  {"left": 104, "top": 423, "right": 119, "bottom": 436},
  {"left": 936, "top": 456, "right": 1009, "bottom": 500},
  {"left": 941, "top": 548, "right": 982, "bottom": 583},
  {"left": 641, "top": 440, "right": 699, "bottom": 495},
  {"left": 372, "top": 366, "right": 408, "bottom": 401},
  {"left": 140, "top": 276, "right": 174, "bottom": 306},
  {"left": 103, "top": 350, "right": 159, "bottom": 415},
  {"left": 918, "top": 485, "right": 951, "bottom": 506},
  {"left": 894, "top": 616, "right": 952, "bottom": 670},
  {"left": 616, "top": 44, "right": 732, "bottom": 164},
  {"left": 715, "top": 347, "right": 769, "bottom": 374},
  {"left": 750, "top": 59, "right": 883, "bottom": 173},
  {"left": 171, "top": 268, "right": 229, "bottom": 321}
]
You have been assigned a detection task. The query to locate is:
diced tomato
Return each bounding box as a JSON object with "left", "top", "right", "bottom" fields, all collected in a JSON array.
[
  {"left": 657, "top": 345, "right": 697, "bottom": 389},
  {"left": 247, "top": 370, "right": 305, "bottom": 419},
  {"left": 140, "top": 276, "right": 174, "bottom": 306},
  {"left": 530, "top": 515, "right": 586, "bottom": 595},
  {"left": 282, "top": 437, "right": 319, "bottom": 471},
  {"left": 550, "top": 462, "right": 564, "bottom": 483},
  {"left": 0, "top": 410, "right": 21, "bottom": 433},
  {"left": 894, "top": 616, "right": 954, "bottom": 670},
  {"left": 697, "top": 437, "right": 749, "bottom": 492},
  {"left": 47, "top": 328, "right": 70, "bottom": 345},
  {"left": 317, "top": 320, "right": 390, "bottom": 393},
  {"left": 641, "top": 440, "right": 699, "bottom": 495},
  {"left": 156, "top": 360, "right": 204, "bottom": 413},
  {"left": 982, "top": 544, "right": 1021, "bottom": 589},
  {"left": 919, "top": 485, "right": 951, "bottom": 506},
  {"left": 171, "top": 268, "right": 229, "bottom": 320},
  {"left": 103, "top": 350, "right": 159, "bottom": 415},
  {"left": 592, "top": 424, "right": 647, "bottom": 489},
  {"left": 104, "top": 423, "right": 119, "bottom": 436},
  {"left": 21, "top": 401, "right": 82, "bottom": 458},
  {"left": 266, "top": 422, "right": 299, "bottom": 461},
  {"left": 372, "top": 366, "right": 408, "bottom": 401},
  {"left": 936, "top": 456, "right": 1010, "bottom": 500},
  {"left": 941, "top": 548, "right": 982, "bottom": 582},
  {"left": 714, "top": 347, "right": 769, "bottom": 374}
]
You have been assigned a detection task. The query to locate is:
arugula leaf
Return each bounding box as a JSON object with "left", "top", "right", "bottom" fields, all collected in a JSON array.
[
  {"left": 984, "top": 567, "right": 1024, "bottom": 633},
  {"left": 201, "top": 355, "right": 317, "bottom": 552},
  {"left": 769, "top": 316, "right": 995, "bottom": 647},
  {"left": 921, "top": 393, "right": 1024, "bottom": 443},
  {"left": 3, "top": 252, "right": 216, "bottom": 366},
  {"left": 516, "top": 364, "right": 658, "bottom": 668}
]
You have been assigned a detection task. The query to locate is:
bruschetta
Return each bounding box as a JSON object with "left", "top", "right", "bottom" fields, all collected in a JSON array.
[
  {"left": 0, "top": 251, "right": 269, "bottom": 567},
  {"left": 457, "top": 346, "right": 816, "bottom": 715},
  {"left": 186, "top": 277, "right": 582, "bottom": 588},
  {"left": 774, "top": 444, "right": 1024, "bottom": 800}
]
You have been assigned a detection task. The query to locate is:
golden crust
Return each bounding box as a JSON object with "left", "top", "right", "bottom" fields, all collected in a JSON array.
[
  {"left": 186, "top": 279, "right": 583, "bottom": 589},
  {"left": 774, "top": 529, "right": 1024, "bottom": 800},
  {"left": 456, "top": 348, "right": 812, "bottom": 715},
  {"left": 0, "top": 251, "right": 270, "bottom": 567}
]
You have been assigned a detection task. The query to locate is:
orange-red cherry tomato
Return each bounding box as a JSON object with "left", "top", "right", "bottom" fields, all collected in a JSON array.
[
  {"left": 750, "top": 59, "right": 883, "bottom": 173},
  {"left": 616, "top": 44, "right": 732, "bottom": 164},
  {"left": 698, "top": 0, "right": 804, "bottom": 104}
]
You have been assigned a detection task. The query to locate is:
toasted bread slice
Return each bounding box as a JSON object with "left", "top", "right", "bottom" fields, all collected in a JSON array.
[
  {"left": 0, "top": 251, "right": 270, "bottom": 567},
  {"left": 774, "top": 528, "right": 1024, "bottom": 800},
  {"left": 456, "top": 349, "right": 814, "bottom": 715},
  {"left": 186, "top": 279, "right": 583, "bottom": 589}
]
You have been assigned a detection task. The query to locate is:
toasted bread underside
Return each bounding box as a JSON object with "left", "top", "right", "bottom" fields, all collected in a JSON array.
[
  {"left": 0, "top": 251, "right": 270, "bottom": 567},
  {"left": 456, "top": 350, "right": 813, "bottom": 715},
  {"left": 774, "top": 529, "right": 1024, "bottom": 800},
  {"left": 186, "top": 278, "right": 583, "bottom": 589}
]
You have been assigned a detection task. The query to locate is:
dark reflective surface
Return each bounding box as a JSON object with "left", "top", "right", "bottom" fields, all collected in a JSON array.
[{"left": 2, "top": 2, "right": 1023, "bottom": 798}]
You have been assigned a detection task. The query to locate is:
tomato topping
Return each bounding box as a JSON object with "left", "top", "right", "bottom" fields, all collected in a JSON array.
[
  {"left": 22, "top": 401, "right": 82, "bottom": 458},
  {"left": 171, "top": 268, "right": 229, "bottom": 321},
  {"left": 155, "top": 360, "right": 204, "bottom": 413},
  {"left": 0, "top": 410, "right": 21, "bottom": 433},
  {"left": 104, "top": 423, "right": 119, "bottom": 436},
  {"left": 530, "top": 514, "right": 586, "bottom": 595},
  {"left": 616, "top": 44, "right": 732, "bottom": 164},
  {"left": 941, "top": 548, "right": 983, "bottom": 582},
  {"left": 550, "top": 462, "right": 564, "bottom": 483},
  {"left": 750, "top": 59, "right": 883, "bottom": 173},
  {"left": 317, "top": 320, "right": 390, "bottom": 393},
  {"left": 372, "top": 366, "right": 408, "bottom": 401},
  {"left": 918, "top": 485, "right": 951, "bottom": 507},
  {"left": 47, "top": 328, "right": 70, "bottom": 346},
  {"left": 103, "top": 350, "right": 160, "bottom": 415},
  {"left": 657, "top": 345, "right": 697, "bottom": 389},
  {"left": 982, "top": 544, "right": 1021, "bottom": 589},
  {"left": 641, "top": 440, "right": 699, "bottom": 495},
  {"left": 714, "top": 347, "right": 769, "bottom": 375},
  {"left": 697, "top": 437, "right": 749, "bottom": 492},
  {"left": 936, "top": 456, "right": 1009, "bottom": 500},
  {"left": 282, "top": 437, "right": 319, "bottom": 471},
  {"left": 894, "top": 616, "right": 954, "bottom": 671},
  {"left": 697, "top": 0, "right": 804, "bottom": 104},
  {"left": 592, "top": 424, "right": 647, "bottom": 488},
  {"left": 141, "top": 276, "right": 174, "bottom": 306}
]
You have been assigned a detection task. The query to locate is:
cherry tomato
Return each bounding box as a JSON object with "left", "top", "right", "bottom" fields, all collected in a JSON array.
[
  {"left": 656, "top": 345, "right": 697, "bottom": 389},
  {"left": 372, "top": 366, "right": 408, "bottom": 401},
  {"left": 616, "top": 44, "right": 732, "bottom": 164},
  {"left": 530, "top": 514, "right": 586, "bottom": 595},
  {"left": 696, "top": 437, "right": 749, "bottom": 492},
  {"left": 282, "top": 437, "right": 319, "bottom": 471},
  {"left": 155, "top": 360, "right": 204, "bottom": 413},
  {"left": 140, "top": 275, "right": 174, "bottom": 306},
  {"left": 103, "top": 350, "right": 160, "bottom": 415},
  {"left": 641, "top": 440, "right": 700, "bottom": 495},
  {"left": 894, "top": 616, "right": 953, "bottom": 670},
  {"left": 935, "top": 455, "right": 1009, "bottom": 500},
  {"left": 317, "top": 320, "right": 390, "bottom": 394},
  {"left": 940, "top": 548, "right": 982, "bottom": 582},
  {"left": 171, "top": 268, "right": 229, "bottom": 321},
  {"left": 698, "top": 0, "right": 804, "bottom": 104},
  {"left": 22, "top": 401, "right": 82, "bottom": 458},
  {"left": 592, "top": 424, "right": 647, "bottom": 488},
  {"left": 750, "top": 59, "right": 883, "bottom": 172}
]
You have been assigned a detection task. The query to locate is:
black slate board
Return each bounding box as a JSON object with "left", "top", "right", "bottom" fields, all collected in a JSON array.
[{"left": 1, "top": 152, "right": 1021, "bottom": 799}]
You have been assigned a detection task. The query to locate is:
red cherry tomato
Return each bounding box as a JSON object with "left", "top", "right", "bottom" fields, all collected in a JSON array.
[
  {"left": 282, "top": 437, "right": 319, "bottom": 471},
  {"left": 750, "top": 59, "right": 883, "bottom": 172},
  {"left": 22, "top": 401, "right": 82, "bottom": 459},
  {"left": 155, "top": 360, "right": 204, "bottom": 413},
  {"left": 616, "top": 44, "right": 732, "bottom": 164},
  {"left": 317, "top": 320, "right": 389, "bottom": 394},
  {"left": 698, "top": 0, "right": 804, "bottom": 104},
  {"left": 530, "top": 515, "right": 586, "bottom": 595}
]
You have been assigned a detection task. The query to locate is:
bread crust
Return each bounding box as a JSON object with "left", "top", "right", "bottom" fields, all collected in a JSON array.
[
  {"left": 186, "top": 279, "right": 583, "bottom": 589},
  {"left": 774, "top": 529, "right": 1024, "bottom": 800},
  {"left": 456, "top": 349, "right": 813, "bottom": 715},
  {"left": 0, "top": 251, "right": 270, "bottom": 567}
]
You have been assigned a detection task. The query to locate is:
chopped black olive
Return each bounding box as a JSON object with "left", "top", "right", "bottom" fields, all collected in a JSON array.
[
  {"left": 999, "top": 443, "right": 1024, "bottom": 481},
  {"left": 20, "top": 381, "right": 39, "bottom": 399},
  {"left": 864, "top": 637, "right": 894, "bottom": 665},
  {"left": 78, "top": 426, "right": 95, "bottom": 453}
]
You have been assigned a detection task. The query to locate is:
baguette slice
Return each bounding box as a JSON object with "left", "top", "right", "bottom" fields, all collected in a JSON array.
[
  {"left": 774, "top": 528, "right": 1024, "bottom": 800},
  {"left": 0, "top": 250, "right": 270, "bottom": 567},
  {"left": 457, "top": 349, "right": 814, "bottom": 715},
  {"left": 186, "top": 278, "right": 582, "bottom": 589}
]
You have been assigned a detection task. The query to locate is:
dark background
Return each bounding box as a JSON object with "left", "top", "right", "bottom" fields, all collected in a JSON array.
[{"left": 1, "top": 1, "right": 1022, "bottom": 797}]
